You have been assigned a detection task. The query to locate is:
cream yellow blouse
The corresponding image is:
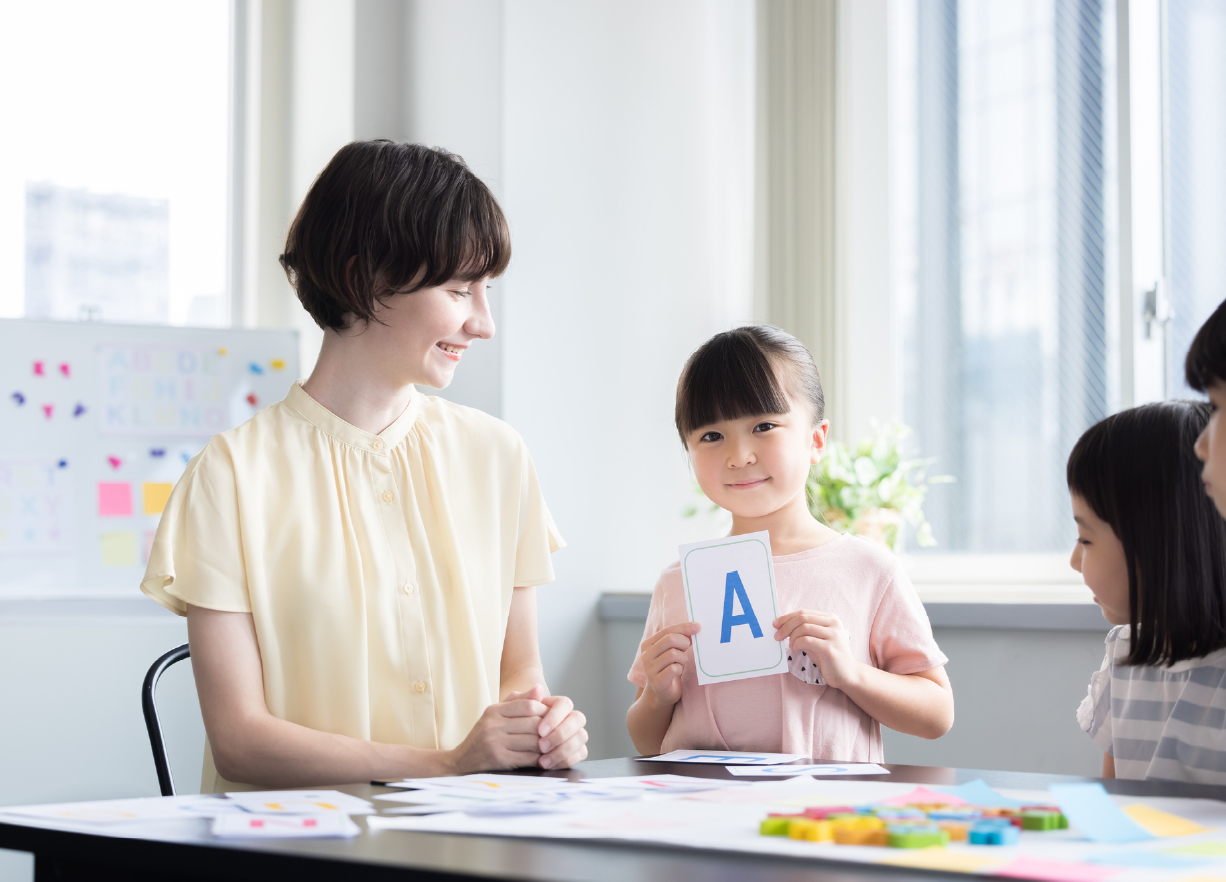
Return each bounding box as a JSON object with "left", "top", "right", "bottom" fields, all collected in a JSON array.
[{"left": 140, "top": 382, "right": 564, "bottom": 792}]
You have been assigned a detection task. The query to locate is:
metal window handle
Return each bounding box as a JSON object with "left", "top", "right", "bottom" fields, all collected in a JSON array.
[{"left": 1143, "top": 278, "right": 1174, "bottom": 339}]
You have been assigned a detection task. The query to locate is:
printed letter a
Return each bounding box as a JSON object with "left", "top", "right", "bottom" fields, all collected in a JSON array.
[{"left": 720, "top": 571, "right": 763, "bottom": 644}]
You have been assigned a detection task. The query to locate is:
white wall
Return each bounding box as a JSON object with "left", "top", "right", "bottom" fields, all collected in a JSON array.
[{"left": 499, "top": 0, "right": 756, "bottom": 758}]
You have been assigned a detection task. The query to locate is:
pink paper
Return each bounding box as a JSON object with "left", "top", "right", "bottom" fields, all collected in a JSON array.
[
  {"left": 994, "top": 857, "right": 1121, "bottom": 882},
  {"left": 98, "top": 482, "right": 133, "bottom": 517},
  {"left": 878, "top": 786, "right": 969, "bottom": 807}
]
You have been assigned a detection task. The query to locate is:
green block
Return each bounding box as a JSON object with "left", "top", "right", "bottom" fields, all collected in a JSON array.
[
  {"left": 760, "top": 818, "right": 793, "bottom": 836},
  {"left": 887, "top": 825, "right": 950, "bottom": 849},
  {"left": 1020, "top": 811, "right": 1066, "bottom": 831}
]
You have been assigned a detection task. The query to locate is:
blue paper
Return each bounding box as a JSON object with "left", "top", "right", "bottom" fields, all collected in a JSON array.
[
  {"left": 1048, "top": 783, "right": 1154, "bottom": 844},
  {"left": 938, "top": 778, "right": 1027, "bottom": 808},
  {"left": 1083, "top": 851, "right": 1213, "bottom": 868}
]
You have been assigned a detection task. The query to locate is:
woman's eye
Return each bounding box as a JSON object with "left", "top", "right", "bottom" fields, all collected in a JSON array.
[
  {"left": 450, "top": 288, "right": 472, "bottom": 298},
  {"left": 700, "top": 432, "right": 722, "bottom": 443}
]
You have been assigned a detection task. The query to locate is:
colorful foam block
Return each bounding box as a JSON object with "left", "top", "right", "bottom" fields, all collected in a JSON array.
[
  {"left": 832, "top": 816, "right": 888, "bottom": 846},
  {"left": 876, "top": 808, "right": 928, "bottom": 822},
  {"left": 929, "top": 807, "right": 983, "bottom": 821},
  {"left": 760, "top": 817, "right": 797, "bottom": 836},
  {"left": 887, "top": 823, "right": 950, "bottom": 849},
  {"left": 968, "top": 819, "right": 1020, "bottom": 846},
  {"left": 788, "top": 819, "right": 834, "bottom": 842},
  {"left": 799, "top": 806, "right": 858, "bottom": 820},
  {"left": 1020, "top": 810, "right": 1068, "bottom": 831},
  {"left": 937, "top": 821, "right": 971, "bottom": 841}
]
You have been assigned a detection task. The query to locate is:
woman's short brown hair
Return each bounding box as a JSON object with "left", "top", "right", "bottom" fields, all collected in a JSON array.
[{"left": 280, "top": 140, "right": 511, "bottom": 331}]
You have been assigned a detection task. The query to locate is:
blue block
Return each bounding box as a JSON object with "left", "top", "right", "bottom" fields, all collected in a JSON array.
[{"left": 969, "top": 819, "right": 1019, "bottom": 845}]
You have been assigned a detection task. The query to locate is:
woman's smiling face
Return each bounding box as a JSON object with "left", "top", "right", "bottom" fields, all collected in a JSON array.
[
  {"left": 685, "top": 395, "right": 825, "bottom": 520},
  {"left": 361, "top": 277, "right": 495, "bottom": 389}
]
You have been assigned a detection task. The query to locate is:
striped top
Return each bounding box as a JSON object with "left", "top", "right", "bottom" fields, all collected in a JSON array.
[{"left": 1077, "top": 625, "right": 1226, "bottom": 783}]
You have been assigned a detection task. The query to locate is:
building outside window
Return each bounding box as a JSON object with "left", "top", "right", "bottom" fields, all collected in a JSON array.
[{"left": 0, "top": 0, "right": 232, "bottom": 327}]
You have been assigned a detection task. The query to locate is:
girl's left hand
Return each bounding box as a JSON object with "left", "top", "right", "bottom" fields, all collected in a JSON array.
[{"left": 772, "top": 610, "right": 860, "bottom": 690}]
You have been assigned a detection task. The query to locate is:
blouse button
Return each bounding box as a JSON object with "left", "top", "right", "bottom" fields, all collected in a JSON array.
[
  {"left": 414, "top": 680, "right": 427, "bottom": 694},
  {"left": 382, "top": 490, "right": 394, "bottom": 503},
  {"left": 371, "top": 439, "right": 385, "bottom": 451},
  {"left": 402, "top": 582, "right": 415, "bottom": 595}
]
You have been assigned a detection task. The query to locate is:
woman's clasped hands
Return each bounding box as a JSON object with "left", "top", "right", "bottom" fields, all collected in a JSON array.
[{"left": 450, "top": 684, "right": 588, "bottom": 773}]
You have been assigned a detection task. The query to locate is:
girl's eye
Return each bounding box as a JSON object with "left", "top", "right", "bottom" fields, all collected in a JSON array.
[
  {"left": 699, "top": 431, "right": 722, "bottom": 443},
  {"left": 754, "top": 422, "right": 777, "bottom": 433}
]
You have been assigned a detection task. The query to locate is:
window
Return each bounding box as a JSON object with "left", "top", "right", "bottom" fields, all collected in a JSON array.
[{"left": 0, "top": 1, "right": 233, "bottom": 326}]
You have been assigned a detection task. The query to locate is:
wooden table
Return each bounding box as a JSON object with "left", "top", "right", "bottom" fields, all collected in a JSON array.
[{"left": 4, "top": 758, "right": 1226, "bottom": 882}]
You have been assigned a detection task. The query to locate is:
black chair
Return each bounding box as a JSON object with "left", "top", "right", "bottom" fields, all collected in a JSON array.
[{"left": 142, "top": 643, "right": 191, "bottom": 797}]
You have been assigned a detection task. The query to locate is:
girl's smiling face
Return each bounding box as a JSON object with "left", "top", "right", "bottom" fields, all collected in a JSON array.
[
  {"left": 1070, "top": 493, "right": 1131, "bottom": 625},
  {"left": 686, "top": 395, "right": 827, "bottom": 521}
]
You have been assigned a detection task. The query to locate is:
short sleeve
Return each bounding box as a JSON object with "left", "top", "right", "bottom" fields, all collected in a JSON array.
[
  {"left": 627, "top": 575, "right": 670, "bottom": 688},
  {"left": 1077, "top": 628, "right": 1119, "bottom": 754},
  {"left": 868, "top": 564, "right": 949, "bottom": 675},
  {"left": 140, "top": 443, "right": 252, "bottom": 616},
  {"left": 511, "top": 441, "right": 566, "bottom": 588}
]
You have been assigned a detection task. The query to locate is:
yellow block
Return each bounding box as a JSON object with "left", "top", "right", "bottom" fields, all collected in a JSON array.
[
  {"left": 938, "top": 821, "right": 970, "bottom": 842},
  {"left": 878, "top": 850, "right": 1004, "bottom": 873},
  {"left": 788, "top": 819, "right": 833, "bottom": 842},
  {"left": 833, "top": 816, "right": 887, "bottom": 846},
  {"left": 142, "top": 483, "right": 174, "bottom": 515},
  {"left": 1123, "top": 804, "right": 1211, "bottom": 838},
  {"left": 100, "top": 531, "right": 137, "bottom": 567}
]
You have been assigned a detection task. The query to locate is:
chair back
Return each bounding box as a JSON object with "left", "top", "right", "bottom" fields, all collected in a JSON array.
[{"left": 142, "top": 643, "right": 191, "bottom": 797}]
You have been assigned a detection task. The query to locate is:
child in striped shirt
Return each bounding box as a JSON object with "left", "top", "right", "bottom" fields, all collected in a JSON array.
[{"left": 1071, "top": 397, "right": 1226, "bottom": 783}]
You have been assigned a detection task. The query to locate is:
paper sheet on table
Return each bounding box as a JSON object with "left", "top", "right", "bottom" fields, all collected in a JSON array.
[
  {"left": 638, "top": 750, "right": 805, "bottom": 764},
  {"left": 577, "top": 775, "right": 745, "bottom": 792},
  {"left": 725, "top": 763, "right": 888, "bottom": 777},
  {"left": 1049, "top": 783, "right": 1154, "bottom": 844},
  {"left": 224, "top": 790, "right": 374, "bottom": 815},
  {"left": 938, "top": 778, "right": 1028, "bottom": 808},
  {"left": 389, "top": 774, "right": 571, "bottom": 792},
  {"left": 1122, "top": 803, "right": 1211, "bottom": 837},
  {"left": 212, "top": 813, "right": 360, "bottom": 839},
  {"left": 679, "top": 532, "right": 789, "bottom": 686},
  {"left": 0, "top": 795, "right": 236, "bottom": 824}
]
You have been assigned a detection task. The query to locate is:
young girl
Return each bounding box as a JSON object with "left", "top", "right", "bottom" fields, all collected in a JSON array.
[
  {"left": 1071, "top": 401, "right": 1226, "bottom": 782},
  {"left": 626, "top": 326, "right": 954, "bottom": 760}
]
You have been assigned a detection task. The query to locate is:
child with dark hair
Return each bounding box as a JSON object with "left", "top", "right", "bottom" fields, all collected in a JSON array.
[
  {"left": 1187, "top": 298, "right": 1226, "bottom": 519},
  {"left": 1071, "top": 401, "right": 1226, "bottom": 782},
  {"left": 626, "top": 325, "right": 953, "bottom": 760}
]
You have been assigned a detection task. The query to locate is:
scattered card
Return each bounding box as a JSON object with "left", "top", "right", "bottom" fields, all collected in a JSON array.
[
  {"left": 212, "top": 813, "right": 360, "bottom": 839},
  {"left": 725, "top": 763, "right": 889, "bottom": 777},
  {"left": 224, "top": 790, "right": 374, "bottom": 816},
  {"left": 637, "top": 750, "right": 805, "bottom": 765}
]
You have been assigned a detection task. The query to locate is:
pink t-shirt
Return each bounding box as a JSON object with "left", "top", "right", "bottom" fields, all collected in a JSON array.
[{"left": 627, "top": 534, "right": 948, "bottom": 762}]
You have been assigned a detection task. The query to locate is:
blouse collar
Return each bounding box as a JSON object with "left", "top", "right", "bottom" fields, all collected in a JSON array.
[{"left": 285, "top": 381, "right": 424, "bottom": 454}]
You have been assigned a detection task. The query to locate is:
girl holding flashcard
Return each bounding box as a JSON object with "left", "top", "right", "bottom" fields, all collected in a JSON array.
[{"left": 626, "top": 326, "right": 953, "bottom": 759}]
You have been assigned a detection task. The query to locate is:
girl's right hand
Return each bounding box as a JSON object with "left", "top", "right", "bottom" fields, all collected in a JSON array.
[
  {"left": 447, "top": 685, "right": 549, "bottom": 773},
  {"left": 640, "top": 622, "right": 701, "bottom": 707}
]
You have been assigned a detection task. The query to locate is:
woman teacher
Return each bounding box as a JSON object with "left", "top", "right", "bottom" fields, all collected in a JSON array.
[{"left": 141, "top": 141, "right": 588, "bottom": 791}]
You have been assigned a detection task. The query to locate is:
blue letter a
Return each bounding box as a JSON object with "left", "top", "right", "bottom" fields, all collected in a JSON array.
[{"left": 720, "top": 571, "right": 763, "bottom": 643}]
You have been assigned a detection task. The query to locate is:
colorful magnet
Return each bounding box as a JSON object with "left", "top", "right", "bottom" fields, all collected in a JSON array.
[
  {"left": 245, "top": 392, "right": 258, "bottom": 407},
  {"left": 107, "top": 455, "right": 123, "bottom": 470},
  {"left": 41, "top": 404, "right": 53, "bottom": 419},
  {"left": 72, "top": 403, "right": 86, "bottom": 418},
  {"left": 58, "top": 363, "right": 70, "bottom": 378},
  {"left": 149, "top": 448, "right": 166, "bottom": 458},
  {"left": 248, "top": 362, "right": 265, "bottom": 375},
  {"left": 217, "top": 347, "right": 228, "bottom": 355},
  {"left": 33, "top": 361, "right": 44, "bottom": 376},
  {"left": 57, "top": 459, "right": 68, "bottom": 468},
  {"left": 11, "top": 392, "right": 24, "bottom": 405},
  {"left": 270, "top": 358, "right": 286, "bottom": 370}
]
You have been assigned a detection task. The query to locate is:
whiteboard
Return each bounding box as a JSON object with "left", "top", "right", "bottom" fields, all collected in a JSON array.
[{"left": 0, "top": 319, "right": 299, "bottom": 599}]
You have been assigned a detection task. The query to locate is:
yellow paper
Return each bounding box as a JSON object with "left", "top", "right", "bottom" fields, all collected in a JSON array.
[
  {"left": 1165, "top": 841, "right": 1226, "bottom": 856},
  {"left": 100, "top": 531, "right": 137, "bottom": 567},
  {"left": 142, "top": 482, "right": 174, "bottom": 515},
  {"left": 878, "top": 849, "right": 1003, "bottom": 873},
  {"left": 1124, "top": 804, "right": 1210, "bottom": 838}
]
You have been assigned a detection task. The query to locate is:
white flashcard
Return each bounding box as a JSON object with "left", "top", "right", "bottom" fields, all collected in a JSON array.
[
  {"left": 636, "top": 750, "right": 805, "bottom": 765},
  {"left": 211, "top": 813, "right": 360, "bottom": 839},
  {"left": 679, "top": 531, "right": 788, "bottom": 686},
  {"left": 724, "top": 763, "right": 890, "bottom": 777}
]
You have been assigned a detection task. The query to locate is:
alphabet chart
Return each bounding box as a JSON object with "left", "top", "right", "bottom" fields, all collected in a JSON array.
[
  {"left": 0, "top": 319, "right": 298, "bottom": 599},
  {"left": 679, "top": 532, "right": 788, "bottom": 685}
]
